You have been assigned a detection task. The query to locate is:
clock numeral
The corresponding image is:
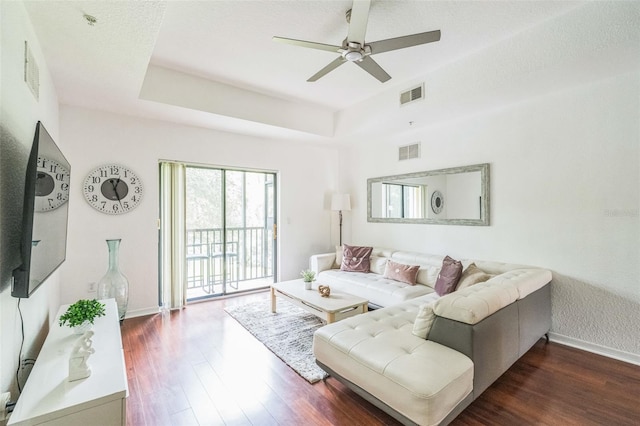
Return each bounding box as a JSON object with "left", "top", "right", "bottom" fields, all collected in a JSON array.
[
  {"left": 49, "top": 164, "right": 58, "bottom": 173},
  {"left": 55, "top": 172, "right": 65, "bottom": 181},
  {"left": 110, "top": 167, "right": 119, "bottom": 175},
  {"left": 57, "top": 193, "right": 64, "bottom": 201},
  {"left": 85, "top": 184, "right": 94, "bottom": 192},
  {"left": 100, "top": 170, "right": 108, "bottom": 178},
  {"left": 91, "top": 195, "right": 98, "bottom": 202},
  {"left": 135, "top": 186, "right": 142, "bottom": 194},
  {"left": 131, "top": 196, "right": 138, "bottom": 203},
  {"left": 60, "top": 183, "right": 69, "bottom": 191},
  {"left": 92, "top": 176, "right": 101, "bottom": 184},
  {"left": 130, "top": 177, "right": 137, "bottom": 185},
  {"left": 100, "top": 201, "right": 107, "bottom": 209},
  {"left": 123, "top": 202, "right": 129, "bottom": 209},
  {"left": 113, "top": 204, "right": 120, "bottom": 212},
  {"left": 38, "top": 158, "right": 46, "bottom": 168},
  {"left": 47, "top": 198, "right": 54, "bottom": 207}
]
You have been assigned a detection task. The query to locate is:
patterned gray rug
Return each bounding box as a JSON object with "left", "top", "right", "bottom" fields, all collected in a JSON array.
[{"left": 224, "top": 299, "right": 329, "bottom": 383}]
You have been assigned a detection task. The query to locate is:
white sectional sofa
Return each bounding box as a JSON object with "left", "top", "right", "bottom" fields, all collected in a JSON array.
[{"left": 310, "top": 248, "right": 552, "bottom": 426}]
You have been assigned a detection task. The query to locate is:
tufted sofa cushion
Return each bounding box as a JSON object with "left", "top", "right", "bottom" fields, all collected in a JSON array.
[
  {"left": 317, "top": 269, "right": 434, "bottom": 307},
  {"left": 314, "top": 294, "right": 473, "bottom": 426}
]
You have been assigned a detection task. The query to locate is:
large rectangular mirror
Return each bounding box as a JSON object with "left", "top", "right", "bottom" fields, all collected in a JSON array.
[{"left": 367, "top": 163, "right": 490, "bottom": 225}]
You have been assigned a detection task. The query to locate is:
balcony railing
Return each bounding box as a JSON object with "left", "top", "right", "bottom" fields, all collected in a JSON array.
[{"left": 185, "top": 227, "right": 273, "bottom": 297}]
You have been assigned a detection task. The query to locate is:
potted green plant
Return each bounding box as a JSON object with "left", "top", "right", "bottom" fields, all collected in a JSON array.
[
  {"left": 59, "top": 299, "right": 106, "bottom": 334},
  {"left": 300, "top": 269, "right": 316, "bottom": 290}
]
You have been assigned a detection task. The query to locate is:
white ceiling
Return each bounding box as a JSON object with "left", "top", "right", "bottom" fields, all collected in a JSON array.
[{"left": 23, "top": 0, "right": 595, "bottom": 141}]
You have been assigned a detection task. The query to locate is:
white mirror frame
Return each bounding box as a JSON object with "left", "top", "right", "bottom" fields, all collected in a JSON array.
[{"left": 367, "top": 163, "right": 490, "bottom": 226}]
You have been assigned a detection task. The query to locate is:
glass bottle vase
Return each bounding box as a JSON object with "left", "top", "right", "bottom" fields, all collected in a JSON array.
[{"left": 97, "top": 239, "right": 129, "bottom": 321}]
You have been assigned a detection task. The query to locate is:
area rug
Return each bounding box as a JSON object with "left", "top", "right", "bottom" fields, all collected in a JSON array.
[{"left": 224, "top": 300, "right": 329, "bottom": 383}]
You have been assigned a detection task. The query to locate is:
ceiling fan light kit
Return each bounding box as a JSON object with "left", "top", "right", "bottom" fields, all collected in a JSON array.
[
  {"left": 273, "top": 0, "right": 441, "bottom": 83},
  {"left": 343, "top": 43, "right": 369, "bottom": 62}
]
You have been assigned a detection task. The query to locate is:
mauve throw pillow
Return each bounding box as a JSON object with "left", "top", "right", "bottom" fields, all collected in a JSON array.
[
  {"left": 383, "top": 260, "right": 420, "bottom": 285},
  {"left": 434, "top": 255, "right": 463, "bottom": 296},
  {"left": 340, "top": 244, "right": 373, "bottom": 273}
]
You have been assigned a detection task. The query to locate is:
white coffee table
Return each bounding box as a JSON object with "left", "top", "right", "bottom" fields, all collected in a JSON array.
[{"left": 271, "top": 279, "right": 368, "bottom": 323}]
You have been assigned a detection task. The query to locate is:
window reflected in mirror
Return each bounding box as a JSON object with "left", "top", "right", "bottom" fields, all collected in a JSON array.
[
  {"left": 367, "top": 163, "right": 489, "bottom": 226},
  {"left": 379, "top": 183, "right": 423, "bottom": 219}
]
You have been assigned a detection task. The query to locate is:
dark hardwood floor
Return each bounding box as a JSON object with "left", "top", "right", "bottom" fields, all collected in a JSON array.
[{"left": 121, "top": 291, "right": 640, "bottom": 425}]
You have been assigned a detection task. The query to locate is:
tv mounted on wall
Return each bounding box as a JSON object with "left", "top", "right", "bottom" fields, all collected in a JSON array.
[{"left": 12, "top": 121, "right": 70, "bottom": 298}]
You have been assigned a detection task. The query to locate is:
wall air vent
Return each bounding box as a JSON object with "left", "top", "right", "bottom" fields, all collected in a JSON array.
[
  {"left": 398, "top": 143, "right": 420, "bottom": 161},
  {"left": 24, "top": 41, "right": 40, "bottom": 101},
  {"left": 400, "top": 84, "right": 424, "bottom": 106}
]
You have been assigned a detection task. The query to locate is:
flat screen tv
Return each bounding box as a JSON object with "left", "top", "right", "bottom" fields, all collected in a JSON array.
[{"left": 12, "top": 121, "right": 70, "bottom": 298}]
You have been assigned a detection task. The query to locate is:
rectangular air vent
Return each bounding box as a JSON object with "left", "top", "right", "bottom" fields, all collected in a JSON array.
[
  {"left": 24, "top": 41, "right": 40, "bottom": 101},
  {"left": 400, "top": 84, "right": 424, "bottom": 106},
  {"left": 398, "top": 143, "right": 420, "bottom": 161}
]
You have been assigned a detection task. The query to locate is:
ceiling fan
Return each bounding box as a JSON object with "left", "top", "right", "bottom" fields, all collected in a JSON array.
[{"left": 273, "top": 0, "right": 441, "bottom": 83}]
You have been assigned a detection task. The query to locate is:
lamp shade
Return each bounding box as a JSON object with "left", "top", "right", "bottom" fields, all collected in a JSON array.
[{"left": 331, "top": 194, "right": 351, "bottom": 211}]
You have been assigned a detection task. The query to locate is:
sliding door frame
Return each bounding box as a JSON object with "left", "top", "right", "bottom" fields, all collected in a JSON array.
[{"left": 159, "top": 160, "right": 278, "bottom": 302}]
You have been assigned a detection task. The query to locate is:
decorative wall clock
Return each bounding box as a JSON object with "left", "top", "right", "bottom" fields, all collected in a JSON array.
[
  {"left": 431, "top": 190, "right": 444, "bottom": 214},
  {"left": 83, "top": 164, "right": 143, "bottom": 214},
  {"left": 35, "top": 157, "right": 70, "bottom": 212}
]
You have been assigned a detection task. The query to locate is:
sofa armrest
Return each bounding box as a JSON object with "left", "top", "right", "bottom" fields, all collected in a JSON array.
[
  {"left": 310, "top": 252, "right": 336, "bottom": 274},
  {"left": 433, "top": 268, "right": 552, "bottom": 325}
]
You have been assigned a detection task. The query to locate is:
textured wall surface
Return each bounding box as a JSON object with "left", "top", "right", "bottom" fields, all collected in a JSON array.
[{"left": 551, "top": 275, "right": 640, "bottom": 355}]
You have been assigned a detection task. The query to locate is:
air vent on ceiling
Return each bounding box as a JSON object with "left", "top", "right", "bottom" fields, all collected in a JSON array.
[
  {"left": 400, "top": 84, "right": 424, "bottom": 106},
  {"left": 399, "top": 143, "right": 420, "bottom": 161},
  {"left": 24, "top": 41, "right": 40, "bottom": 101}
]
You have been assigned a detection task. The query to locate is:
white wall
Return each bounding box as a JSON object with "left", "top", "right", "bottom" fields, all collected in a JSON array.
[
  {"left": 340, "top": 71, "right": 640, "bottom": 360},
  {"left": 59, "top": 107, "right": 340, "bottom": 316},
  {"left": 0, "top": 1, "right": 61, "bottom": 397}
]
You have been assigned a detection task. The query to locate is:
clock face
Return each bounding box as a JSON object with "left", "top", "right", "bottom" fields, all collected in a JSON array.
[
  {"left": 431, "top": 190, "right": 444, "bottom": 214},
  {"left": 35, "top": 157, "right": 70, "bottom": 212},
  {"left": 83, "top": 164, "right": 143, "bottom": 215}
]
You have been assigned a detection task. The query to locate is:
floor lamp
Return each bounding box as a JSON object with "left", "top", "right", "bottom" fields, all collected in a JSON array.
[{"left": 331, "top": 194, "right": 351, "bottom": 247}]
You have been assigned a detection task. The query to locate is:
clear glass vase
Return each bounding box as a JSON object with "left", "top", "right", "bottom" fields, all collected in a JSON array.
[{"left": 97, "top": 239, "right": 129, "bottom": 321}]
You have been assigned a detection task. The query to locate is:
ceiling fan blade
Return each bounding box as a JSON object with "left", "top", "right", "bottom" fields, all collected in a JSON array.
[
  {"left": 347, "top": 0, "right": 371, "bottom": 45},
  {"left": 368, "top": 30, "right": 441, "bottom": 55},
  {"left": 355, "top": 56, "right": 391, "bottom": 83},
  {"left": 272, "top": 36, "right": 342, "bottom": 53},
  {"left": 308, "top": 57, "right": 347, "bottom": 82}
]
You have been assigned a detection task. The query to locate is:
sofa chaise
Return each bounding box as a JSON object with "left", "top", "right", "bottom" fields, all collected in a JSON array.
[{"left": 310, "top": 247, "right": 552, "bottom": 425}]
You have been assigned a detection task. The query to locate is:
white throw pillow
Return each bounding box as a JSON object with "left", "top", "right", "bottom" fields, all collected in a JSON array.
[
  {"left": 412, "top": 302, "right": 436, "bottom": 339},
  {"left": 334, "top": 245, "right": 343, "bottom": 268}
]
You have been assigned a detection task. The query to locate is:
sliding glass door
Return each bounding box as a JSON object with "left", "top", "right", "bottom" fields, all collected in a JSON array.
[{"left": 185, "top": 166, "right": 276, "bottom": 300}]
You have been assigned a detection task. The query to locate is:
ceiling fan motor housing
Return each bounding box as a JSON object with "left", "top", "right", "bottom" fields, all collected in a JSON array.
[{"left": 341, "top": 42, "right": 371, "bottom": 62}]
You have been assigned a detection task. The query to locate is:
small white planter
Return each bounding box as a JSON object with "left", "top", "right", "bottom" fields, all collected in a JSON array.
[
  {"left": 304, "top": 281, "right": 312, "bottom": 290},
  {"left": 72, "top": 321, "right": 92, "bottom": 335}
]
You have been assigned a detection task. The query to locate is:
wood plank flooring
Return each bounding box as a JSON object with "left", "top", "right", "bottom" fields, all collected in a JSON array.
[{"left": 121, "top": 291, "right": 640, "bottom": 425}]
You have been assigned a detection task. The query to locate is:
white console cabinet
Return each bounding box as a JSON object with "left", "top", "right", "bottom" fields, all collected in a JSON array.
[{"left": 8, "top": 299, "right": 128, "bottom": 426}]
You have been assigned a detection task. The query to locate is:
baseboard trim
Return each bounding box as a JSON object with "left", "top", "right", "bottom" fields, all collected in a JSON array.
[
  {"left": 124, "top": 306, "right": 160, "bottom": 319},
  {"left": 123, "top": 288, "right": 272, "bottom": 320},
  {"left": 548, "top": 332, "right": 640, "bottom": 366}
]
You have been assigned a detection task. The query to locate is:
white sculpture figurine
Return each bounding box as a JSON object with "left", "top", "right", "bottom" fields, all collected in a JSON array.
[{"left": 68, "top": 330, "right": 95, "bottom": 382}]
